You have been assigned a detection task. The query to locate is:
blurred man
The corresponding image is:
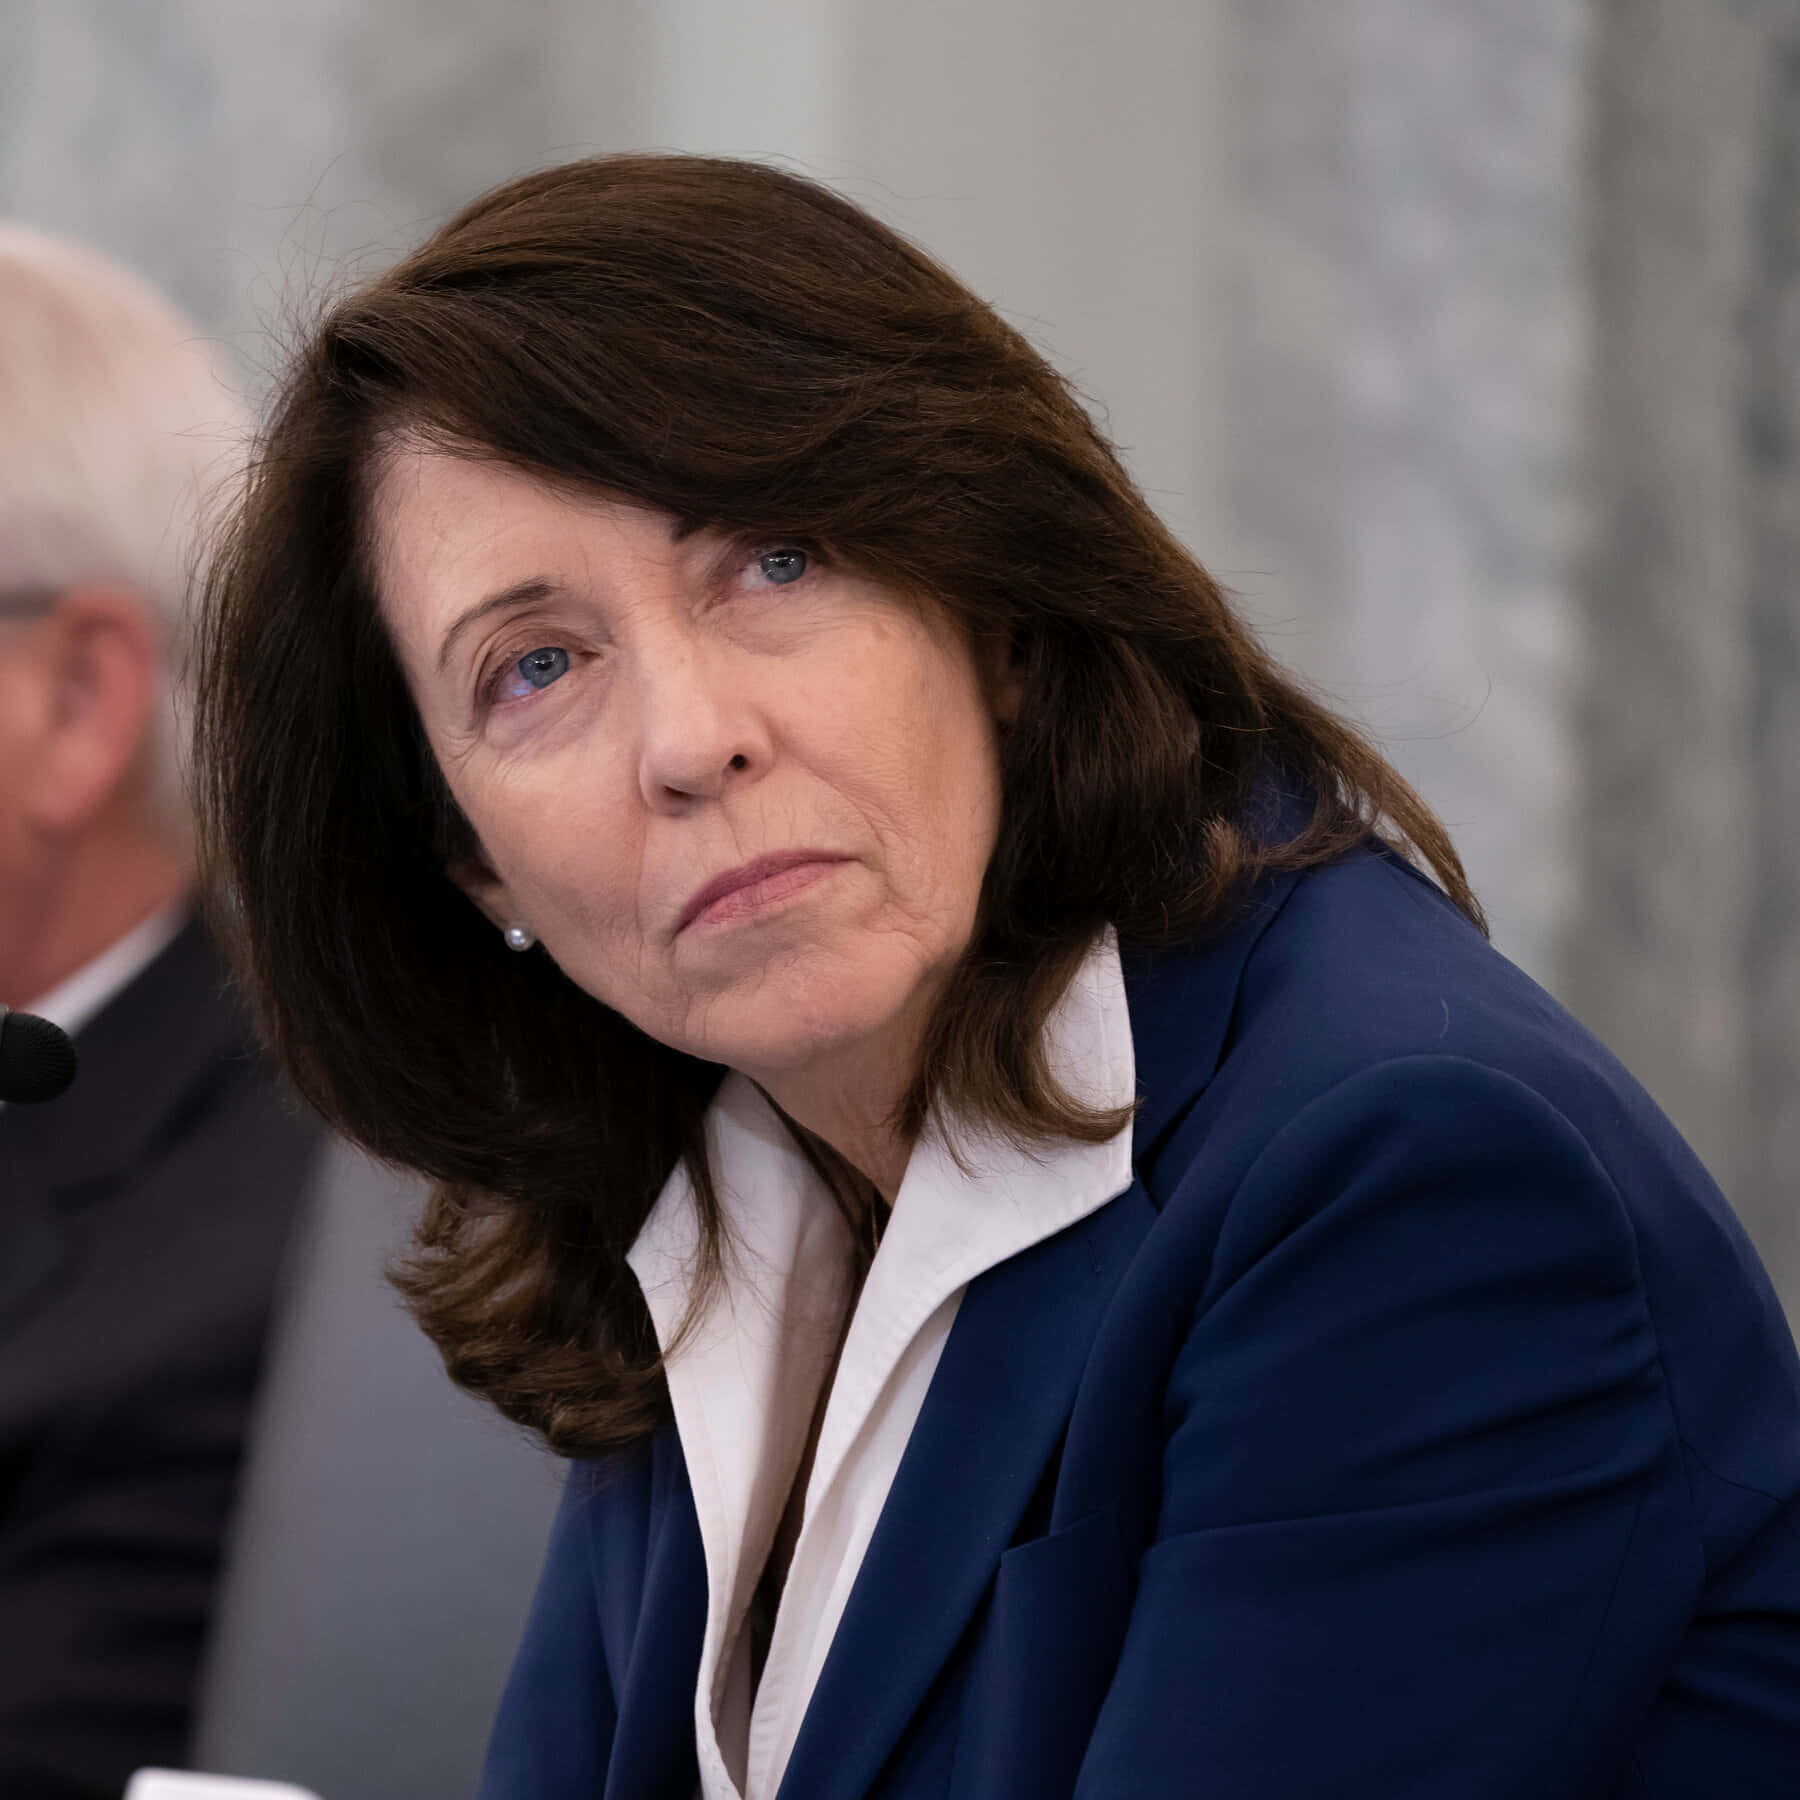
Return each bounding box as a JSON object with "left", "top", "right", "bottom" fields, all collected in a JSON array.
[{"left": 0, "top": 227, "right": 324, "bottom": 1799}]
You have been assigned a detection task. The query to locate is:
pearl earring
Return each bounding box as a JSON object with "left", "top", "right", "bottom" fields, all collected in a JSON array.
[{"left": 503, "top": 923, "right": 536, "bottom": 952}]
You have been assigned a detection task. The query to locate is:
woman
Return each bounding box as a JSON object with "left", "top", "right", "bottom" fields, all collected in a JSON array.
[{"left": 195, "top": 155, "right": 1800, "bottom": 1797}]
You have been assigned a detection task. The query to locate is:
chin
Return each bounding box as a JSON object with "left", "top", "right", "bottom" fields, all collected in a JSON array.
[
  {"left": 688, "top": 954, "right": 931, "bottom": 1077},
  {"left": 704, "top": 1005, "right": 892, "bottom": 1077}
]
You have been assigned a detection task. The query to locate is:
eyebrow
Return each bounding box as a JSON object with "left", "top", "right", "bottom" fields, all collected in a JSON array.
[
  {"left": 436, "top": 577, "right": 564, "bottom": 677},
  {"left": 432, "top": 517, "right": 711, "bottom": 678}
]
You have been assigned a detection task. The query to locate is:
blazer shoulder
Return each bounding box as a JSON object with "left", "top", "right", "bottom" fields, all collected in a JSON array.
[
  {"left": 1133, "top": 848, "right": 1800, "bottom": 1527},
  {"left": 1141, "top": 848, "right": 1650, "bottom": 1170},
  {"left": 1239, "top": 850, "right": 1578, "bottom": 1080}
]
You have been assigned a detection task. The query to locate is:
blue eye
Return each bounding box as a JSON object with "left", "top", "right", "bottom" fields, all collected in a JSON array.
[
  {"left": 505, "top": 646, "right": 569, "bottom": 697},
  {"left": 758, "top": 548, "right": 808, "bottom": 585}
]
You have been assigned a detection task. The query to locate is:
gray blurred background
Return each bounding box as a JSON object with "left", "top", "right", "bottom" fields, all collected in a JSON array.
[{"left": 3, "top": 0, "right": 1794, "bottom": 1315}]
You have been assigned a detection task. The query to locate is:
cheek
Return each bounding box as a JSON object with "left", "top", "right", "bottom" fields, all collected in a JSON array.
[
  {"left": 837, "top": 661, "right": 1003, "bottom": 934},
  {"left": 520, "top": 827, "right": 643, "bottom": 942},
  {"left": 449, "top": 753, "right": 646, "bottom": 939},
  {"left": 895, "top": 653, "right": 1003, "bottom": 831}
]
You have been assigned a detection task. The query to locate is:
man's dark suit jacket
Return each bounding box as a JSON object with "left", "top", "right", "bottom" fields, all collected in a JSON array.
[
  {"left": 482, "top": 847, "right": 1800, "bottom": 1798},
  {"left": 0, "top": 919, "right": 324, "bottom": 1800}
]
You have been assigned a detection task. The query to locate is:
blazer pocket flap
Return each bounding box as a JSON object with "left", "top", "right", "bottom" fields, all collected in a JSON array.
[{"left": 952, "top": 1506, "right": 1134, "bottom": 1797}]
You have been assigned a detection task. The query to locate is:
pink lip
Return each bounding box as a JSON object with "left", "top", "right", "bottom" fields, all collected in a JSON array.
[{"left": 676, "top": 850, "right": 850, "bottom": 935}]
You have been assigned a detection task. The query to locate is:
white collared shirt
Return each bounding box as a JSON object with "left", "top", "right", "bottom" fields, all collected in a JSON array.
[
  {"left": 23, "top": 902, "right": 188, "bottom": 1037},
  {"left": 626, "top": 929, "right": 1137, "bottom": 1800}
]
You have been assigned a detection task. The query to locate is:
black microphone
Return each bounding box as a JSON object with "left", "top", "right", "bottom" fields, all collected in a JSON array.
[{"left": 0, "top": 1005, "right": 78, "bottom": 1103}]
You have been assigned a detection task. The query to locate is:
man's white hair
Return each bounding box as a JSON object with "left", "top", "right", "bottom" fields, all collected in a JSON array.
[{"left": 0, "top": 223, "right": 247, "bottom": 839}]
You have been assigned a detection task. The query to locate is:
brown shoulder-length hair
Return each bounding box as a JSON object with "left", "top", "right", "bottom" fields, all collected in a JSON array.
[{"left": 194, "top": 153, "right": 1481, "bottom": 1458}]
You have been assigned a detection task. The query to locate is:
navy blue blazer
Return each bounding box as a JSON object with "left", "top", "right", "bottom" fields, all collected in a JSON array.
[{"left": 481, "top": 848, "right": 1800, "bottom": 1798}]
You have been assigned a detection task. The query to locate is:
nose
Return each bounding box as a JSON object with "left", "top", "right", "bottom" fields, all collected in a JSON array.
[{"left": 632, "top": 635, "right": 769, "bottom": 810}]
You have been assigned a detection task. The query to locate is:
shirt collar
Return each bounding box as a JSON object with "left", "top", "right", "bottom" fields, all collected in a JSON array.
[
  {"left": 25, "top": 901, "right": 190, "bottom": 1040},
  {"left": 626, "top": 926, "right": 1136, "bottom": 1350},
  {"left": 626, "top": 928, "right": 1138, "bottom": 1545},
  {"left": 627, "top": 930, "right": 1136, "bottom": 1800},
  {"left": 812, "top": 927, "right": 1135, "bottom": 1467}
]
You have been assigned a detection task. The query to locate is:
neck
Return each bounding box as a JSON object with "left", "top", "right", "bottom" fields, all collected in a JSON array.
[
  {"left": 752, "top": 1022, "right": 928, "bottom": 1209},
  {"left": 757, "top": 1076, "right": 913, "bottom": 1207}
]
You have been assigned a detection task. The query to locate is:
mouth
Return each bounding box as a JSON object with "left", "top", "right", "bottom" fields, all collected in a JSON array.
[{"left": 676, "top": 850, "right": 852, "bottom": 935}]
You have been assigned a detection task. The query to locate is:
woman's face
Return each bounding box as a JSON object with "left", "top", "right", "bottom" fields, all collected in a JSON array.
[{"left": 372, "top": 446, "right": 1010, "bottom": 1088}]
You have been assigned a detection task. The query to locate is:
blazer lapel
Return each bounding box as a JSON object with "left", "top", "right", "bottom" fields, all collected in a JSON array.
[
  {"left": 605, "top": 854, "right": 1308, "bottom": 1800},
  {"left": 1120, "top": 864, "right": 1305, "bottom": 1169},
  {"left": 771, "top": 866, "right": 1310, "bottom": 1800},
  {"left": 772, "top": 1178, "right": 1157, "bottom": 1800},
  {"left": 604, "top": 1424, "right": 710, "bottom": 1800}
]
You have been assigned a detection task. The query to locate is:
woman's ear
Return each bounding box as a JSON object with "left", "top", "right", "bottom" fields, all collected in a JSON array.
[
  {"left": 984, "top": 634, "right": 1026, "bottom": 730},
  {"left": 446, "top": 853, "right": 522, "bottom": 937}
]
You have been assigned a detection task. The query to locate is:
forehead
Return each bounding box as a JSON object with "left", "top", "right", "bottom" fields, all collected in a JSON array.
[{"left": 369, "top": 444, "right": 683, "bottom": 652}]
